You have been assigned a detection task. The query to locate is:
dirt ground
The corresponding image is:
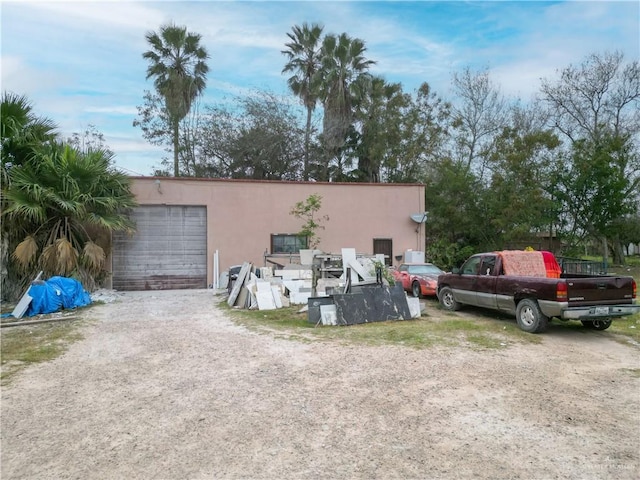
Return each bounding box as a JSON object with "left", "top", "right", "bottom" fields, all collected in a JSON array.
[{"left": 1, "top": 289, "right": 639, "bottom": 480}]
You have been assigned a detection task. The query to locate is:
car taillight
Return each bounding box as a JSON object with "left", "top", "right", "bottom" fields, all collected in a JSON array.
[
  {"left": 557, "top": 282, "right": 568, "bottom": 301},
  {"left": 633, "top": 280, "right": 637, "bottom": 299}
]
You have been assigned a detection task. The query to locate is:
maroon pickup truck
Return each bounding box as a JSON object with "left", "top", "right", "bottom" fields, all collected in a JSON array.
[{"left": 437, "top": 251, "right": 639, "bottom": 333}]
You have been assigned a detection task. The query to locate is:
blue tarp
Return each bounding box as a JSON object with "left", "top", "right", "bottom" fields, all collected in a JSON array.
[{"left": 24, "top": 276, "right": 91, "bottom": 317}]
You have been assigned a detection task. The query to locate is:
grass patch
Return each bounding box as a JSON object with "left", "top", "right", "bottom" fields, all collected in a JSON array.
[
  {"left": 225, "top": 297, "right": 640, "bottom": 349},
  {"left": 223, "top": 300, "right": 542, "bottom": 350},
  {"left": 606, "top": 313, "right": 640, "bottom": 344},
  {"left": 576, "top": 256, "right": 640, "bottom": 344},
  {"left": 585, "top": 254, "right": 640, "bottom": 282},
  {"left": 1, "top": 318, "right": 88, "bottom": 386}
]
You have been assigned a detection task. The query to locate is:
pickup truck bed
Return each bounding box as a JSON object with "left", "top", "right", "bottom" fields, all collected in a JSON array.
[{"left": 437, "top": 251, "right": 639, "bottom": 333}]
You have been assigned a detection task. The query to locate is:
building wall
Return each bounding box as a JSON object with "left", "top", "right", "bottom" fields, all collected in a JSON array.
[{"left": 124, "top": 177, "right": 426, "bottom": 286}]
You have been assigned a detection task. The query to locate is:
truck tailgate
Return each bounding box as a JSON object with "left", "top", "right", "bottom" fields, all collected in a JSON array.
[{"left": 566, "top": 276, "right": 634, "bottom": 305}]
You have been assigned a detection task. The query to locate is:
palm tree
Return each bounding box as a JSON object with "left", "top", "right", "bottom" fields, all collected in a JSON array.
[
  {"left": 355, "top": 77, "right": 406, "bottom": 182},
  {"left": 143, "top": 23, "right": 209, "bottom": 177},
  {"left": 281, "top": 22, "right": 324, "bottom": 181},
  {"left": 316, "top": 33, "right": 375, "bottom": 180},
  {"left": 1, "top": 92, "right": 59, "bottom": 298},
  {"left": 1, "top": 92, "right": 57, "bottom": 173},
  {"left": 3, "top": 142, "right": 137, "bottom": 294}
]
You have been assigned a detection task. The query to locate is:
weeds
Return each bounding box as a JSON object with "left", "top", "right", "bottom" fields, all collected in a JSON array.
[
  {"left": 224, "top": 291, "right": 640, "bottom": 349},
  {"left": 223, "top": 300, "right": 542, "bottom": 350},
  {"left": 1, "top": 318, "right": 88, "bottom": 385}
]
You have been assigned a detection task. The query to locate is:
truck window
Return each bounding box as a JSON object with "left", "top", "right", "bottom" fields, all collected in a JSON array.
[
  {"left": 480, "top": 256, "right": 497, "bottom": 275},
  {"left": 461, "top": 257, "right": 482, "bottom": 275}
]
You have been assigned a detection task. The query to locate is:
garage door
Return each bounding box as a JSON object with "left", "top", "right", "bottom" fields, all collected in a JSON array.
[{"left": 112, "top": 205, "right": 207, "bottom": 290}]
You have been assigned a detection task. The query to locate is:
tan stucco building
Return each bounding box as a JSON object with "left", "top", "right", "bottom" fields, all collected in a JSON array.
[{"left": 110, "top": 177, "right": 426, "bottom": 290}]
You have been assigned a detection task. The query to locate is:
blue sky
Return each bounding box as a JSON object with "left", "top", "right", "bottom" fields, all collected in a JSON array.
[{"left": 2, "top": 1, "right": 638, "bottom": 176}]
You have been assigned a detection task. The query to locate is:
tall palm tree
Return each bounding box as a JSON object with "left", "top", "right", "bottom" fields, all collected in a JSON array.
[
  {"left": 281, "top": 23, "right": 324, "bottom": 181},
  {"left": 355, "top": 77, "right": 406, "bottom": 182},
  {"left": 316, "top": 33, "right": 375, "bottom": 180},
  {"left": 143, "top": 23, "right": 209, "bottom": 177}
]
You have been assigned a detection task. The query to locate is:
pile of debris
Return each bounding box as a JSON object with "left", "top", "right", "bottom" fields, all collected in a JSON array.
[{"left": 225, "top": 248, "right": 421, "bottom": 326}]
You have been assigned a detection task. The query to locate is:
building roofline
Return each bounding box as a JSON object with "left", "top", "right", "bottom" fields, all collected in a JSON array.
[{"left": 129, "top": 176, "right": 425, "bottom": 187}]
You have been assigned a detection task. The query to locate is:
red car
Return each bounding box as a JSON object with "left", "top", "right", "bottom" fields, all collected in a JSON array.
[{"left": 393, "top": 263, "right": 445, "bottom": 297}]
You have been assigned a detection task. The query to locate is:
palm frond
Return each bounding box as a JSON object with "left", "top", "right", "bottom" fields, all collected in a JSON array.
[
  {"left": 39, "top": 243, "right": 58, "bottom": 276},
  {"left": 55, "top": 237, "right": 79, "bottom": 275},
  {"left": 12, "top": 235, "right": 39, "bottom": 271},
  {"left": 81, "top": 241, "right": 105, "bottom": 273},
  {"left": 84, "top": 212, "right": 135, "bottom": 233},
  {"left": 40, "top": 237, "right": 79, "bottom": 276}
]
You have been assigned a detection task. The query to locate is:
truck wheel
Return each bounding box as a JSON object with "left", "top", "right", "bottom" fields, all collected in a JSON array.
[
  {"left": 412, "top": 281, "right": 421, "bottom": 298},
  {"left": 516, "top": 299, "right": 549, "bottom": 333},
  {"left": 582, "top": 319, "right": 612, "bottom": 330},
  {"left": 439, "top": 286, "right": 461, "bottom": 311}
]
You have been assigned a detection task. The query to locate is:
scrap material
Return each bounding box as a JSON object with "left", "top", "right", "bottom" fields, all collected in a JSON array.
[
  {"left": 331, "top": 284, "right": 412, "bottom": 325},
  {"left": 227, "top": 262, "right": 252, "bottom": 307},
  {"left": 225, "top": 249, "right": 418, "bottom": 322},
  {"left": 255, "top": 281, "right": 276, "bottom": 310},
  {"left": 11, "top": 271, "right": 42, "bottom": 319}
]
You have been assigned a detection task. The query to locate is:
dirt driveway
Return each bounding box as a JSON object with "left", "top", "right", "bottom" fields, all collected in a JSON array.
[{"left": 2, "top": 289, "right": 639, "bottom": 479}]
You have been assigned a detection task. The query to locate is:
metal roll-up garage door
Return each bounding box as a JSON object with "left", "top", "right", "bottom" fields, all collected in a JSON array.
[{"left": 112, "top": 205, "right": 207, "bottom": 290}]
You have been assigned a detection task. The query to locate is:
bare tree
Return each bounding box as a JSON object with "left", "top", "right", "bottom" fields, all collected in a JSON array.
[
  {"left": 198, "top": 91, "right": 306, "bottom": 180},
  {"left": 540, "top": 51, "right": 640, "bottom": 143},
  {"left": 541, "top": 51, "right": 640, "bottom": 264},
  {"left": 450, "top": 67, "right": 506, "bottom": 180}
]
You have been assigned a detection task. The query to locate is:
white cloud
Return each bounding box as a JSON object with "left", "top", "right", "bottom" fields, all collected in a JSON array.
[
  {"left": 1, "top": 56, "right": 71, "bottom": 95},
  {"left": 19, "top": 1, "right": 166, "bottom": 35},
  {"left": 109, "top": 136, "right": 164, "bottom": 154},
  {"left": 85, "top": 105, "right": 139, "bottom": 115}
]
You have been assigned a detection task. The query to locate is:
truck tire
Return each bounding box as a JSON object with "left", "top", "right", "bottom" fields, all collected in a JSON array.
[
  {"left": 412, "top": 281, "right": 421, "bottom": 298},
  {"left": 516, "top": 299, "right": 549, "bottom": 333},
  {"left": 581, "top": 319, "right": 612, "bottom": 330},
  {"left": 439, "top": 286, "right": 461, "bottom": 311}
]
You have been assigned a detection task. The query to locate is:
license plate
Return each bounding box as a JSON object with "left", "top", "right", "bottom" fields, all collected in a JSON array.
[{"left": 594, "top": 306, "right": 609, "bottom": 315}]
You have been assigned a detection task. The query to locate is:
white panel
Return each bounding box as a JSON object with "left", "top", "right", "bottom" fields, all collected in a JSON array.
[
  {"left": 271, "top": 285, "right": 283, "bottom": 308},
  {"left": 341, "top": 248, "right": 358, "bottom": 283},
  {"left": 407, "top": 297, "right": 421, "bottom": 318},
  {"left": 320, "top": 304, "right": 337, "bottom": 326},
  {"left": 404, "top": 250, "right": 425, "bottom": 263},
  {"left": 290, "top": 290, "right": 312, "bottom": 305},
  {"left": 11, "top": 291, "right": 33, "bottom": 319},
  {"left": 256, "top": 284, "right": 277, "bottom": 310}
]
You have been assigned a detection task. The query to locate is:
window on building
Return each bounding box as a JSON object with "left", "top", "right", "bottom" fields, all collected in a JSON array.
[{"left": 271, "top": 234, "right": 308, "bottom": 253}]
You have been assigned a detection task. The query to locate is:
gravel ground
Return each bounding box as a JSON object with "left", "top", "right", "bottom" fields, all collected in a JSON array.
[{"left": 1, "top": 289, "right": 639, "bottom": 480}]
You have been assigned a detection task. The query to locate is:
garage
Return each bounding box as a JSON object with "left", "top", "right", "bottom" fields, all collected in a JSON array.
[{"left": 112, "top": 205, "right": 207, "bottom": 290}]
